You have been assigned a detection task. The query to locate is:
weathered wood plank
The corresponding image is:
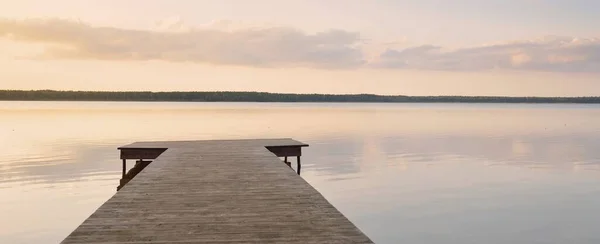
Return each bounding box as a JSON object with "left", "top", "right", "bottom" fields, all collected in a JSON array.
[
  {"left": 120, "top": 148, "right": 166, "bottom": 160},
  {"left": 62, "top": 139, "right": 372, "bottom": 243}
]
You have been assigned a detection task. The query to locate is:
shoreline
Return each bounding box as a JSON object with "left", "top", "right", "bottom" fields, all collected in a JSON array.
[{"left": 2, "top": 90, "right": 600, "bottom": 104}]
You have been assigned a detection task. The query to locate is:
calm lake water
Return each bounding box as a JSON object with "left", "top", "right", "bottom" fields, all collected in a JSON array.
[{"left": 2, "top": 101, "right": 600, "bottom": 243}]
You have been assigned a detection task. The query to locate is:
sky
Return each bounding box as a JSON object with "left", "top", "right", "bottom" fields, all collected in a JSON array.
[{"left": 0, "top": 0, "right": 599, "bottom": 96}]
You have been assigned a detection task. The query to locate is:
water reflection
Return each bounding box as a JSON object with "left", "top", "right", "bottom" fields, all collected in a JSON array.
[
  {"left": 0, "top": 144, "right": 118, "bottom": 186},
  {"left": 1, "top": 102, "right": 600, "bottom": 243}
]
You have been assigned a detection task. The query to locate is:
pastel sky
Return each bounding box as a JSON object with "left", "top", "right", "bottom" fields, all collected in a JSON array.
[{"left": 1, "top": 0, "right": 599, "bottom": 96}]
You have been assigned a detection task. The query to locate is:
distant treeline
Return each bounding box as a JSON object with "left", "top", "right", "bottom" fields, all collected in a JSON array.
[{"left": 1, "top": 90, "right": 600, "bottom": 103}]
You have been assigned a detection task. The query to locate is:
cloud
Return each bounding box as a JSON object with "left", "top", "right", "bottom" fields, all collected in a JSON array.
[
  {"left": 375, "top": 36, "right": 600, "bottom": 73},
  {"left": 0, "top": 18, "right": 599, "bottom": 73},
  {"left": 0, "top": 18, "right": 365, "bottom": 69}
]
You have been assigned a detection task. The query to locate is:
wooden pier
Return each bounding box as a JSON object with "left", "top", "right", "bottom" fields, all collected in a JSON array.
[{"left": 62, "top": 138, "right": 373, "bottom": 243}]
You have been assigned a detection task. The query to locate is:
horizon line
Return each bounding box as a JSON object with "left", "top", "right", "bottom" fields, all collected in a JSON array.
[{"left": 2, "top": 89, "right": 600, "bottom": 99}]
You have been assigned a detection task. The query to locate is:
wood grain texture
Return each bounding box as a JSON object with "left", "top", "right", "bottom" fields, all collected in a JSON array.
[{"left": 62, "top": 139, "right": 373, "bottom": 243}]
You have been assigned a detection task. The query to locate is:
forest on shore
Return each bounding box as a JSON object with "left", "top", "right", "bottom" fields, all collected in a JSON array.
[{"left": 1, "top": 90, "right": 600, "bottom": 103}]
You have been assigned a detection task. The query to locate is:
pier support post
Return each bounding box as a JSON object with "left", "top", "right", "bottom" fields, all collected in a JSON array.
[
  {"left": 122, "top": 159, "right": 126, "bottom": 178},
  {"left": 297, "top": 156, "right": 301, "bottom": 175}
]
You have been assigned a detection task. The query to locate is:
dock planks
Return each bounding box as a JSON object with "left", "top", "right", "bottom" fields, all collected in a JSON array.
[{"left": 62, "top": 138, "right": 373, "bottom": 243}]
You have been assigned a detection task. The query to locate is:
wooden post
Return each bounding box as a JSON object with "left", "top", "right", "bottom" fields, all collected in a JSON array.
[
  {"left": 122, "top": 159, "right": 126, "bottom": 178},
  {"left": 297, "top": 156, "right": 301, "bottom": 175},
  {"left": 284, "top": 156, "right": 291, "bottom": 167}
]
